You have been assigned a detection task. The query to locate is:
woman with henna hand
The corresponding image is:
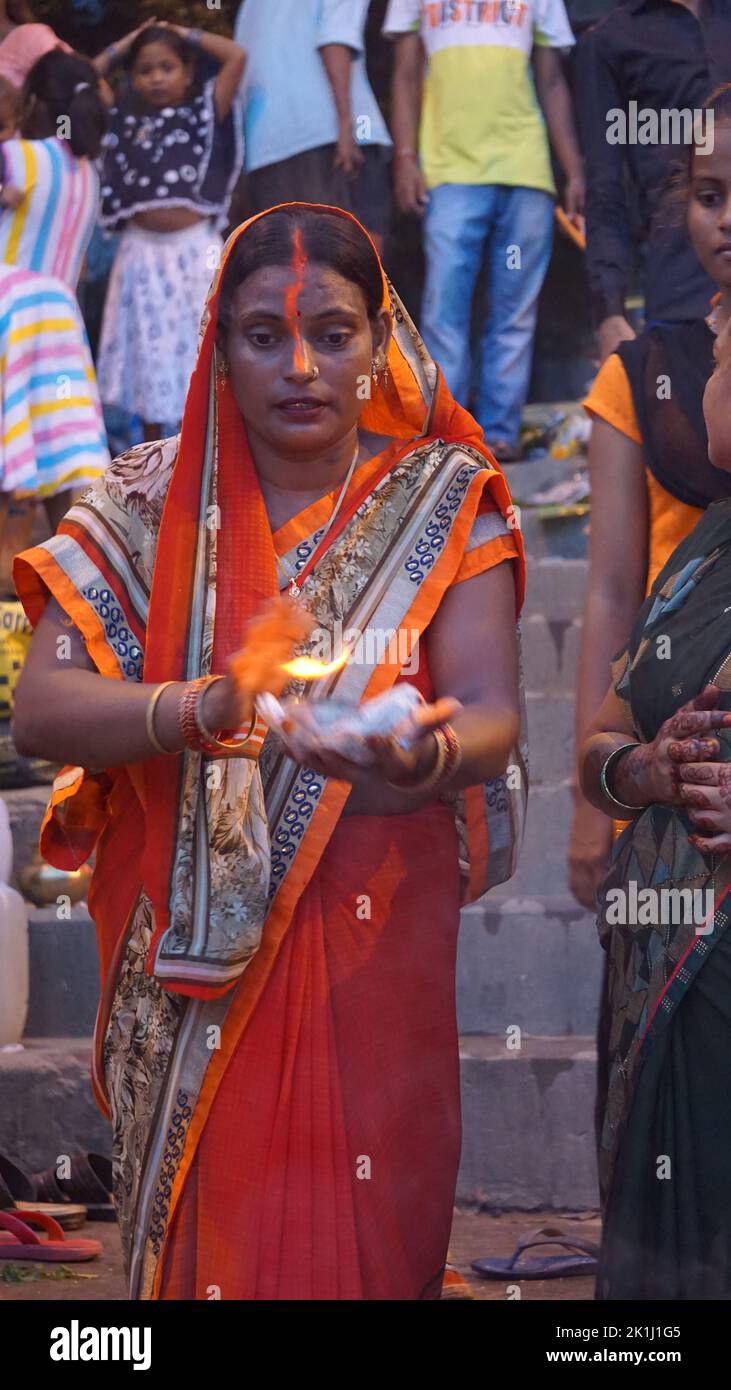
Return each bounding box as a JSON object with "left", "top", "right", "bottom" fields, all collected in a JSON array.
[
  {"left": 570, "top": 83, "right": 731, "bottom": 914},
  {"left": 580, "top": 308, "right": 731, "bottom": 1299}
]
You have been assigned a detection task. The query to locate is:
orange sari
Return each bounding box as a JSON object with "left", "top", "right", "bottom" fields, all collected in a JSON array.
[{"left": 14, "top": 205, "right": 527, "bottom": 1300}]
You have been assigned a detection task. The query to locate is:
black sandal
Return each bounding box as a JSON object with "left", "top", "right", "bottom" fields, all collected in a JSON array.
[
  {"left": 33, "top": 1147, "right": 116, "bottom": 1223},
  {"left": 0, "top": 1151, "right": 87, "bottom": 1230}
]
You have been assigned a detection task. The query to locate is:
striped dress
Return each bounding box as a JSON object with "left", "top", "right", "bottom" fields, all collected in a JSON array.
[{"left": 0, "top": 137, "right": 109, "bottom": 497}]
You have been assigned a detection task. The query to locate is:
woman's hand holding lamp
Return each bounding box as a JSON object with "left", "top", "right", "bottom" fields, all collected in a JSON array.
[
  {"left": 146, "top": 598, "right": 316, "bottom": 756},
  {"left": 194, "top": 599, "right": 316, "bottom": 752}
]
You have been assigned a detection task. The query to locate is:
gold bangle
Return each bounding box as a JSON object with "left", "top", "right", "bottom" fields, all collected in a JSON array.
[
  {"left": 146, "top": 680, "right": 176, "bottom": 755},
  {"left": 386, "top": 730, "right": 446, "bottom": 794}
]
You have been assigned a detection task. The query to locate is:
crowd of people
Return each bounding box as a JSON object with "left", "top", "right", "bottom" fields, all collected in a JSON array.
[{"left": 2, "top": 0, "right": 731, "bottom": 1304}]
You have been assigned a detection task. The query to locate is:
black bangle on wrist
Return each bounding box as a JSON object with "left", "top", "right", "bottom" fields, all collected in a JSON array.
[{"left": 599, "top": 742, "right": 645, "bottom": 813}]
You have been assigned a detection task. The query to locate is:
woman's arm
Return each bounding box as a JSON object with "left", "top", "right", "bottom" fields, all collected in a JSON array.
[
  {"left": 574, "top": 418, "right": 648, "bottom": 749},
  {"left": 568, "top": 418, "right": 648, "bottom": 904},
  {"left": 14, "top": 597, "right": 195, "bottom": 765},
  {"left": 532, "top": 45, "right": 584, "bottom": 222},
  {"left": 12, "top": 595, "right": 304, "bottom": 768},
  {"left": 425, "top": 557, "right": 520, "bottom": 785},
  {"left": 579, "top": 683, "right": 731, "bottom": 819},
  {"left": 314, "top": 558, "right": 521, "bottom": 816}
]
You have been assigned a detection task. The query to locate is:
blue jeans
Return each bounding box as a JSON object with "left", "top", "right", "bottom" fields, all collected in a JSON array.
[{"left": 421, "top": 184, "right": 555, "bottom": 447}]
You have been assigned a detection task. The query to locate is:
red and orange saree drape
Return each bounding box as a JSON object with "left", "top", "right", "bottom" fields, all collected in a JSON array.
[{"left": 14, "top": 205, "right": 527, "bottom": 1300}]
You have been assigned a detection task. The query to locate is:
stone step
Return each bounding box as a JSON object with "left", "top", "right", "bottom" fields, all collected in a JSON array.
[
  {"left": 523, "top": 557, "right": 588, "bottom": 622},
  {"left": 525, "top": 691, "right": 574, "bottom": 785},
  {"left": 503, "top": 450, "right": 583, "bottom": 499},
  {"left": 457, "top": 1034, "right": 599, "bottom": 1210},
  {"left": 19, "top": 899, "right": 605, "bottom": 1045},
  {"left": 0, "top": 1034, "right": 598, "bottom": 1210},
  {"left": 500, "top": 783, "right": 575, "bottom": 897},
  {"left": 522, "top": 611, "right": 581, "bottom": 696},
  {"left": 0, "top": 1037, "right": 110, "bottom": 1171},
  {"left": 23, "top": 891, "right": 600, "bottom": 1044},
  {"left": 457, "top": 894, "right": 602, "bottom": 1037},
  {"left": 2, "top": 784, "right": 52, "bottom": 882},
  {"left": 502, "top": 454, "right": 590, "bottom": 561},
  {"left": 25, "top": 905, "right": 98, "bottom": 1039},
  {"left": 518, "top": 509, "right": 589, "bottom": 561}
]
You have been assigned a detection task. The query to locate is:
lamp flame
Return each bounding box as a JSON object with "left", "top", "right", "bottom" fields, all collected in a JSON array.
[{"left": 280, "top": 647, "right": 351, "bottom": 680}]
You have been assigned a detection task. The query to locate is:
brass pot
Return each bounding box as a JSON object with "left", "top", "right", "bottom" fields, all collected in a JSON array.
[{"left": 17, "top": 851, "right": 91, "bottom": 907}]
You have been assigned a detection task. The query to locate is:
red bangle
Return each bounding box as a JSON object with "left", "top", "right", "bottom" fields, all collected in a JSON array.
[
  {"left": 195, "top": 674, "right": 227, "bottom": 744},
  {"left": 178, "top": 677, "right": 221, "bottom": 754},
  {"left": 438, "top": 721, "right": 463, "bottom": 782}
]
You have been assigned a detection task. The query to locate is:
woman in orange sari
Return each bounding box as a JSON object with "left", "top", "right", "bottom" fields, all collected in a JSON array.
[{"left": 12, "top": 203, "right": 526, "bottom": 1301}]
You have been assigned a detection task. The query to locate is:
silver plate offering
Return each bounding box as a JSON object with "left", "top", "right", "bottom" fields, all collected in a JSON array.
[{"left": 256, "top": 684, "right": 425, "bottom": 765}]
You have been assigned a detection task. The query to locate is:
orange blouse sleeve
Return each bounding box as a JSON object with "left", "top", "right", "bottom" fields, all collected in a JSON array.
[
  {"left": 582, "top": 352, "right": 643, "bottom": 445},
  {"left": 451, "top": 498, "right": 519, "bottom": 586}
]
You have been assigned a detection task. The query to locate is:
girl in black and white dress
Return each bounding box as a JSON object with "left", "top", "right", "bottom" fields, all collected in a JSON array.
[{"left": 94, "top": 22, "right": 245, "bottom": 439}]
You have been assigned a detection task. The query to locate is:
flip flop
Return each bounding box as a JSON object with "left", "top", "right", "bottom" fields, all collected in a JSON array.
[
  {"left": 0, "top": 1208, "right": 101, "bottom": 1262},
  {"left": 471, "top": 1225, "right": 599, "bottom": 1280},
  {"left": 33, "top": 1148, "right": 115, "bottom": 1222},
  {"left": 0, "top": 1154, "right": 87, "bottom": 1231}
]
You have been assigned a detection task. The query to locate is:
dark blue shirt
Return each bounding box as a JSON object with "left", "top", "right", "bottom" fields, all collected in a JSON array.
[{"left": 575, "top": 0, "right": 731, "bottom": 325}]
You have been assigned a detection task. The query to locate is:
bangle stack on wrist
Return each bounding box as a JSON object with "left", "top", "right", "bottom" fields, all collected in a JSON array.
[
  {"left": 386, "top": 721, "right": 463, "bottom": 795},
  {"left": 178, "top": 676, "right": 222, "bottom": 755},
  {"left": 145, "top": 676, "right": 263, "bottom": 760}
]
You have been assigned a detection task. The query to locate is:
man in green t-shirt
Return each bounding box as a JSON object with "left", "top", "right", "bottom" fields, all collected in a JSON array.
[{"left": 384, "top": 0, "right": 584, "bottom": 460}]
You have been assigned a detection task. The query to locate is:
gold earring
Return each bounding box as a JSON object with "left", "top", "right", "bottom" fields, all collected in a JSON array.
[
  {"left": 216, "top": 352, "right": 229, "bottom": 381},
  {"left": 371, "top": 353, "right": 389, "bottom": 385}
]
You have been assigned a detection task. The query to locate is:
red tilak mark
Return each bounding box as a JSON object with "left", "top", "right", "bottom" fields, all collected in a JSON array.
[{"left": 283, "top": 228, "right": 308, "bottom": 371}]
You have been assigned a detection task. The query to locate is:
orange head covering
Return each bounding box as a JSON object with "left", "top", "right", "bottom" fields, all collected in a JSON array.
[{"left": 146, "top": 199, "right": 523, "bottom": 688}]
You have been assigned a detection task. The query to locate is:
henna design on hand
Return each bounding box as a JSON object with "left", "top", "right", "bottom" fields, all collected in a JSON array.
[
  {"left": 679, "top": 786, "right": 714, "bottom": 807},
  {"left": 718, "top": 763, "right": 731, "bottom": 810},
  {"left": 677, "top": 761, "right": 716, "bottom": 784}
]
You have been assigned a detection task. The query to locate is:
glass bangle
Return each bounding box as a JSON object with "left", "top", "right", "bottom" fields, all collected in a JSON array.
[{"left": 599, "top": 742, "right": 646, "bottom": 812}]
